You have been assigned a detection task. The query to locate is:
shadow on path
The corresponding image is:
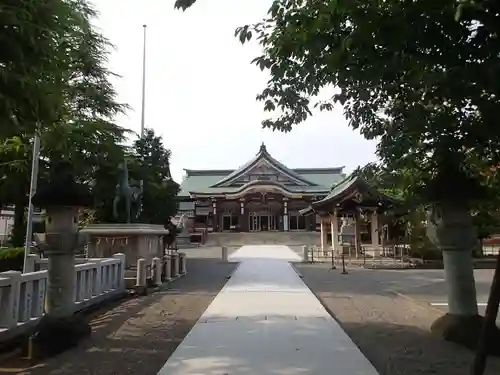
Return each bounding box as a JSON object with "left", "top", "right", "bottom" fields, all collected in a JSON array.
[{"left": 0, "top": 258, "right": 235, "bottom": 375}]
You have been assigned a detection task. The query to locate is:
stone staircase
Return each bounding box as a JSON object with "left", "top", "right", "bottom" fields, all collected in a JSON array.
[{"left": 204, "top": 232, "right": 321, "bottom": 247}]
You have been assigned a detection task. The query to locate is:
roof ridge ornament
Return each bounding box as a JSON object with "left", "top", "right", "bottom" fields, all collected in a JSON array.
[{"left": 259, "top": 142, "right": 267, "bottom": 153}]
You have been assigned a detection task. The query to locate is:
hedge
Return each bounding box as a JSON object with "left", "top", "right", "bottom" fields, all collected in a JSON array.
[{"left": 0, "top": 247, "right": 25, "bottom": 272}]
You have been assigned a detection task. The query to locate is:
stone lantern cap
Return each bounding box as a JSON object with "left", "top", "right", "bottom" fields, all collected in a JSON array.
[{"left": 32, "top": 161, "right": 93, "bottom": 208}]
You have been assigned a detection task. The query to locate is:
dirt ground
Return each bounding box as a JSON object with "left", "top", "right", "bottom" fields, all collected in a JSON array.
[
  {"left": 0, "top": 258, "right": 235, "bottom": 375},
  {"left": 296, "top": 262, "right": 500, "bottom": 375}
]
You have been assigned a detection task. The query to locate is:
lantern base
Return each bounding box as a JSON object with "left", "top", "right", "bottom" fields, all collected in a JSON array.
[
  {"left": 27, "top": 315, "right": 91, "bottom": 359},
  {"left": 430, "top": 313, "right": 500, "bottom": 355}
]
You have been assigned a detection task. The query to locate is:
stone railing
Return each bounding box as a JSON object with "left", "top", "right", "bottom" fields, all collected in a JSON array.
[{"left": 0, "top": 253, "right": 126, "bottom": 342}]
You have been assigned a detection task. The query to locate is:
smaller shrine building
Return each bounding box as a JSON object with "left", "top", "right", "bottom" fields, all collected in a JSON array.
[
  {"left": 300, "top": 175, "right": 402, "bottom": 255},
  {"left": 177, "top": 144, "right": 345, "bottom": 232}
]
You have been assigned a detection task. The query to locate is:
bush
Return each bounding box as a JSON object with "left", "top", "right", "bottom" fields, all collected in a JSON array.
[{"left": 0, "top": 247, "right": 25, "bottom": 272}]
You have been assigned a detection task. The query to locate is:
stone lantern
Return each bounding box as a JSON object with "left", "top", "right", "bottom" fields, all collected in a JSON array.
[{"left": 30, "top": 161, "right": 93, "bottom": 357}]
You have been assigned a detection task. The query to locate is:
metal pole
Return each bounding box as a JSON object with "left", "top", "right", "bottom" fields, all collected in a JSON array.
[
  {"left": 23, "top": 133, "right": 41, "bottom": 272},
  {"left": 140, "top": 24, "right": 147, "bottom": 138},
  {"left": 331, "top": 244, "right": 336, "bottom": 269},
  {"left": 139, "top": 24, "right": 147, "bottom": 197},
  {"left": 341, "top": 247, "right": 348, "bottom": 274}
]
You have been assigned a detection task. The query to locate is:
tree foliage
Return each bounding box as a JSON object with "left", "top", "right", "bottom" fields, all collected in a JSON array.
[
  {"left": 0, "top": 0, "right": 128, "bottom": 245},
  {"left": 130, "top": 129, "right": 180, "bottom": 225},
  {"left": 230, "top": 0, "right": 499, "bottom": 206}
]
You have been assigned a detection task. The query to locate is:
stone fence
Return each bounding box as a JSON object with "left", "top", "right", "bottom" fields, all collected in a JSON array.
[{"left": 0, "top": 253, "right": 126, "bottom": 342}]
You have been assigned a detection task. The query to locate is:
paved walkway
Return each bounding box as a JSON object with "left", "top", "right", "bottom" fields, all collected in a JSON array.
[{"left": 156, "top": 245, "right": 380, "bottom": 375}]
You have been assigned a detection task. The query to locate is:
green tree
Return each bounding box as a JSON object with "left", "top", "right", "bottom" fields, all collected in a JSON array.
[
  {"left": 130, "top": 129, "right": 180, "bottom": 225},
  {"left": 0, "top": 0, "right": 128, "bottom": 245},
  {"left": 177, "top": 0, "right": 500, "bottom": 348}
]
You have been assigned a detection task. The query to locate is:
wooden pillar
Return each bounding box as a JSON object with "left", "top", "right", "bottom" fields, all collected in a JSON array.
[
  {"left": 239, "top": 199, "right": 247, "bottom": 232},
  {"left": 283, "top": 200, "right": 289, "bottom": 231},
  {"left": 354, "top": 211, "right": 361, "bottom": 258},
  {"left": 320, "top": 218, "right": 328, "bottom": 252},
  {"left": 212, "top": 199, "right": 218, "bottom": 232},
  {"left": 330, "top": 211, "right": 339, "bottom": 252}
]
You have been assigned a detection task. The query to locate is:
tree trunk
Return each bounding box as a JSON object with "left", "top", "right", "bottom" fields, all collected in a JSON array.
[{"left": 427, "top": 202, "right": 500, "bottom": 352}]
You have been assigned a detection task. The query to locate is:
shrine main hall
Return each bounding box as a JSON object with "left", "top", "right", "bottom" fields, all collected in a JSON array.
[{"left": 178, "top": 144, "right": 344, "bottom": 232}]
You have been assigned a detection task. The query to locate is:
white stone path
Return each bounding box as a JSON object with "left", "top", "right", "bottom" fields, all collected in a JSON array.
[{"left": 156, "top": 245, "right": 380, "bottom": 375}]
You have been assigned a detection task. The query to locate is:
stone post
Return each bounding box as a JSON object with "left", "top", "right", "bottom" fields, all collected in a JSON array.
[
  {"left": 25, "top": 254, "right": 40, "bottom": 273},
  {"left": 370, "top": 212, "right": 380, "bottom": 246},
  {"left": 152, "top": 257, "right": 162, "bottom": 286},
  {"left": 221, "top": 246, "right": 228, "bottom": 262},
  {"left": 163, "top": 255, "right": 172, "bottom": 281},
  {"left": 0, "top": 271, "right": 22, "bottom": 328},
  {"left": 112, "top": 253, "right": 126, "bottom": 290},
  {"left": 302, "top": 245, "right": 309, "bottom": 263},
  {"left": 43, "top": 207, "right": 79, "bottom": 318},
  {"left": 179, "top": 253, "right": 187, "bottom": 275},
  {"left": 171, "top": 253, "right": 179, "bottom": 278},
  {"left": 136, "top": 258, "right": 147, "bottom": 288}
]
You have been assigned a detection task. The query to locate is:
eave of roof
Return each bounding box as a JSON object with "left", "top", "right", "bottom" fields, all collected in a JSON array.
[
  {"left": 189, "top": 180, "right": 330, "bottom": 197},
  {"left": 210, "top": 143, "right": 318, "bottom": 187},
  {"left": 301, "top": 175, "right": 401, "bottom": 214}
]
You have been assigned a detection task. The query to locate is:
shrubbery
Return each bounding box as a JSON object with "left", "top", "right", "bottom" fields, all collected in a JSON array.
[{"left": 0, "top": 247, "right": 25, "bottom": 271}]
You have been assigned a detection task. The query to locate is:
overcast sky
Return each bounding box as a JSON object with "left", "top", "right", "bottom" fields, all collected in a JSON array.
[{"left": 92, "top": 0, "right": 377, "bottom": 182}]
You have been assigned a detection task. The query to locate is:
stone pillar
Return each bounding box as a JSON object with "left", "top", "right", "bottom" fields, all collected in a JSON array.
[
  {"left": 152, "top": 257, "right": 162, "bottom": 286},
  {"left": 371, "top": 212, "right": 380, "bottom": 246},
  {"left": 302, "top": 245, "right": 308, "bottom": 263},
  {"left": 171, "top": 253, "right": 179, "bottom": 278},
  {"left": 330, "top": 212, "right": 339, "bottom": 252},
  {"left": 112, "top": 253, "right": 126, "bottom": 290},
  {"left": 283, "top": 201, "right": 289, "bottom": 231},
  {"left": 163, "top": 255, "right": 171, "bottom": 281},
  {"left": 221, "top": 246, "right": 228, "bottom": 262},
  {"left": 25, "top": 253, "right": 40, "bottom": 273},
  {"left": 179, "top": 253, "right": 187, "bottom": 274},
  {"left": 136, "top": 258, "right": 147, "bottom": 288},
  {"left": 0, "top": 271, "right": 21, "bottom": 328},
  {"left": 43, "top": 207, "right": 80, "bottom": 318}
]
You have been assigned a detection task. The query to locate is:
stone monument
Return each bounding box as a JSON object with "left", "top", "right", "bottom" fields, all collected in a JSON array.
[
  {"left": 81, "top": 159, "right": 168, "bottom": 269},
  {"left": 29, "top": 161, "right": 93, "bottom": 357},
  {"left": 175, "top": 213, "right": 191, "bottom": 247},
  {"left": 112, "top": 158, "right": 142, "bottom": 223},
  {"left": 339, "top": 217, "right": 355, "bottom": 252}
]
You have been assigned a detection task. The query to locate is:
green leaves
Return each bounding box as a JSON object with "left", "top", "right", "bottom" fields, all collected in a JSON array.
[
  {"left": 235, "top": 25, "right": 253, "bottom": 44},
  {"left": 173, "top": 0, "right": 197, "bottom": 11},
  {"left": 129, "top": 129, "right": 180, "bottom": 225}
]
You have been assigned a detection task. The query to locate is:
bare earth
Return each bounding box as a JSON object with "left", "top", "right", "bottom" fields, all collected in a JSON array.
[
  {"left": 296, "top": 262, "right": 500, "bottom": 375},
  {"left": 0, "top": 257, "right": 235, "bottom": 375}
]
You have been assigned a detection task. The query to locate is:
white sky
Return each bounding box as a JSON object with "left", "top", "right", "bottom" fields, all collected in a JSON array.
[{"left": 92, "top": 0, "right": 377, "bottom": 183}]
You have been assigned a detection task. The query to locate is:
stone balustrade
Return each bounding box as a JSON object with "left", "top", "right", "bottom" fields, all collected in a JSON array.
[{"left": 0, "top": 253, "right": 126, "bottom": 342}]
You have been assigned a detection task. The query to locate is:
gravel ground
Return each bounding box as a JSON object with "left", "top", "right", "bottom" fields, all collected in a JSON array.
[
  {"left": 0, "top": 257, "right": 235, "bottom": 375},
  {"left": 296, "top": 262, "right": 500, "bottom": 375}
]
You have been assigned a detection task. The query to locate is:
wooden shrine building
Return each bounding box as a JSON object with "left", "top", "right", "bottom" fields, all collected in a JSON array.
[
  {"left": 177, "top": 143, "right": 345, "bottom": 232},
  {"left": 299, "top": 175, "right": 401, "bottom": 255}
]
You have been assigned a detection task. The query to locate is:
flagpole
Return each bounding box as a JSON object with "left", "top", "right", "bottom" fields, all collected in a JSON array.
[
  {"left": 24, "top": 131, "right": 40, "bottom": 272},
  {"left": 139, "top": 24, "right": 147, "bottom": 196},
  {"left": 140, "top": 24, "right": 147, "bottom": 138}
]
